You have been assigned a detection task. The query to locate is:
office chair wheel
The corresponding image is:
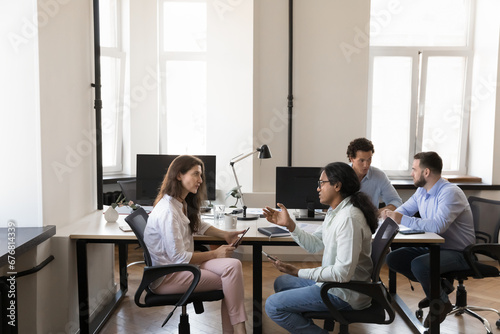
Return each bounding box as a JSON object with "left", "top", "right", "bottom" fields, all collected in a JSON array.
[
  {"left": 496, "top": 319, "right": 500, "bottom": 329},
  {"left": 416, "top": 309, "right": 423, "bottom": 319}
]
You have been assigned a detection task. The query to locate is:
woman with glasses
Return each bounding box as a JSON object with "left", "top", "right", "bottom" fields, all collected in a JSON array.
[{"left": 263, "top": 162, "right": 378, "bottom": 333}]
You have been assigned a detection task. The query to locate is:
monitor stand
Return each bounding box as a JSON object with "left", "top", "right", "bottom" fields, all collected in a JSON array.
[
  {"left": 295, "top": 207, "right": 325, "bottom": 221},
  {"left": 295, "top": 215, "right": 324, "bottom": 221}
]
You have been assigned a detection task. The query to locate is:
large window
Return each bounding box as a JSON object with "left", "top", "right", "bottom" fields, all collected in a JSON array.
[
  {"left": 158, "top": 0, "right": 207, "bottom": 154},
  {"left": 100, "top": 0, "right": 126, "bottom": 173},
  {"left": 368, "top": 0, "right": 473, "bottom": 176}
]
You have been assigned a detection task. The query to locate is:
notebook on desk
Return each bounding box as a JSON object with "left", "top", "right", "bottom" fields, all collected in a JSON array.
[{"left": 257, "top": 226, "right": 290, "bottom": 237}]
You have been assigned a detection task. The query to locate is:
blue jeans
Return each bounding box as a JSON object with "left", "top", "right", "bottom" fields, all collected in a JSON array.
[
  {"left": 265, "top": 275, "right": 353, "bottom": 334},
  {"left": 385, "top": 247, "right": 470, "bottom": 302}
]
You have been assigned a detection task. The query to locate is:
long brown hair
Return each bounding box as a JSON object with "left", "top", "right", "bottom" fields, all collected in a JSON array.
[{"left": 154, "top": 155, "right": 207, "bottom": 233}]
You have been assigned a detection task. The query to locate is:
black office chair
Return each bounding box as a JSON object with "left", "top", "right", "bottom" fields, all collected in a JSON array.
[
  {"left": 117, "top": 179, "right": 137, "bottom": 203},
  {"left": 417, "top": 196, "right": 500, "bottom": 333},
  {"left": 303, "top": 218, "right": 399, "bottom": 333},
  {"left": 124, "top": 207, "right": 224, "bottom": 333}
]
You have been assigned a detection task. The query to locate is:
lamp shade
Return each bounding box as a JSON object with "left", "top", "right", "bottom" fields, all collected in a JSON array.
[{"left": 257, "top": 144, "right": 272, "bottom": 159}]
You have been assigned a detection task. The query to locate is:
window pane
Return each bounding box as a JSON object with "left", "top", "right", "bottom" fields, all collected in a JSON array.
[
  {"left": 421, "top": 57, "right": 466, "bottom": 171},
  {"left": 371, "top": 57, "right": 412, "bottom": 171},
  {"left": 370, "top": 0, "right": 470, "bottom": 46},
  {"left": 99, "top": 0, "right": 118, "bottom": 48},
  {"left": 101, "top": 56, "right": 122, "bottom": 168},
  {"left": 163, "top": 2, "right": 207, "bottom": 52},
  {"left": 165, "top": 61, "right": 207, "bottom": 153}
]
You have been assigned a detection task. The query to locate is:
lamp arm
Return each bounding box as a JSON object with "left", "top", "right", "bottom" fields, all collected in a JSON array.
[
  {"left": 229, "top": 150, "right": 258, "bottom": 165},
  {"left": 230, "top": 163, "right": 245, "bottom": 207}
]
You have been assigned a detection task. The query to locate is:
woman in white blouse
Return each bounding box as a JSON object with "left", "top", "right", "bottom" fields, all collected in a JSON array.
[{"left": 144, "top": 155, "right": 247, "bottom": 334}]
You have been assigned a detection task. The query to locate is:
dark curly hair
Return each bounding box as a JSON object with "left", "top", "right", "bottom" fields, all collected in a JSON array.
[
  {"left": 321, "top": 162, "right": 378, "bottom": 234},
  {"left": 346, "top": 138, "right": 374, "bottom": 160}
]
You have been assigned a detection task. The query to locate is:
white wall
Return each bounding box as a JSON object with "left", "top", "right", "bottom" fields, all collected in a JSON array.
[
  {"left": 38, "top": 0, "right": 96, "bottom": 226},
  {"left": 126, "top": 0, "right": 159, "bottom": 174},
  {"left": 468, "top": 0, "right": 500, "bottom": 184},
  {"left": 1, "top": 1, "right": 115, "bottom": 333},
  {"left": 0, "top": 1, "right": 43, "bottom": 228},
  {"left": 207, "top": 0, "right": 255, "bottom": 202},
  {"left": 253, "top": 0, "right": 371, "bottom": 194}
]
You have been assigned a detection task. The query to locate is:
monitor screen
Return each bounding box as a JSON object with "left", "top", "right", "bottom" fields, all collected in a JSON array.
[
  {"left": 136, "top": 154, "right": 216, "bottom": 205},
  {"left": 275, "top": 166, "right": 329, "bottom": 217}
]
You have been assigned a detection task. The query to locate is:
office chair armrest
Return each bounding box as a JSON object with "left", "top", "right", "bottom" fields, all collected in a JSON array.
[
  {"left": 319, "top": 281, "right": 394, "bottom": 325},
  {"left": 464, "top": 243, "right": 500, "bottom": 278},
  {"left": 135, "top": 264, "right": 201, "bottom": 307}
]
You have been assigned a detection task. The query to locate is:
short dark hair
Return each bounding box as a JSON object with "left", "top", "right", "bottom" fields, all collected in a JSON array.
[
  {"left": 346, "top": 138, "right": 374, "bottom": 160},
  {"left": 414, "top": 152, "right": 443, "bottom": 175}
]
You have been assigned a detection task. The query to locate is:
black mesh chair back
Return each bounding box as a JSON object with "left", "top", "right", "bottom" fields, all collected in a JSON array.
[
  {"left": 117, "top": 179, "right": 137, "bottom": 203},
  {"left": 468, "top": 196, "right": 500, "bottom": 243},
  {"left": 124, "top": 207, "right": 152, "bottom": 266},
  {"left": 371, "top": 218, "right": 400, "bottom": 282}
]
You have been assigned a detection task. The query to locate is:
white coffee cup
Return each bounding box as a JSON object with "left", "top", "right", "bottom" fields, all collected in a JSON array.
[{"left": 224, "top": 214, "right": 237, "bottom": 229}]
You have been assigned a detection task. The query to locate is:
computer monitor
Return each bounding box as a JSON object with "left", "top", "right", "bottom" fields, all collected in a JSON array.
[
  {"left": 136, "top": 154, "right": 216, "bottom": 205},
  {"left": 275, "top": 166, "right": 329, "bottom": 220}
]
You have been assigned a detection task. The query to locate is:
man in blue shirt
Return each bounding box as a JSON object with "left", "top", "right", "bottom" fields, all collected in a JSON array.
[
  {"left": 382, "top": 151, "right": 475, "bottom": 327},
  {"left": 347, "top": 138, "right": 402, "bottom": 216}
]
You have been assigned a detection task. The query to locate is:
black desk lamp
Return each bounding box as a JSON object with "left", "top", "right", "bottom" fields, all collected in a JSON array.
[{"left": 229, "top": 144, "right": 272, "bottom": 220}]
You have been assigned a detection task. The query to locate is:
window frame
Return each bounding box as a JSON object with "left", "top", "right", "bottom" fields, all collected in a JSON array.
[{"left": 367, "top": 2, "right": 476, "bottom": 178}]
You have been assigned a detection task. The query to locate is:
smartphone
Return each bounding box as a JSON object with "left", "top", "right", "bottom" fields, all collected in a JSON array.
[
  {"left": 399, "top": 229, "right": 425, "bottom": 235},
  {"left": 261, "top": 250, "right": 278, "bottom": 262},
  {"left": 232, "top": 227, "right": 250, "bottom": 248}
]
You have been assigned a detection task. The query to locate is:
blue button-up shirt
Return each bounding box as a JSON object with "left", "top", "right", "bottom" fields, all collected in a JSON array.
[
  {"left": 359, "top": 166, "right": 402, "bottom": 209},
  {"left": 397, "top": 178, "right": 475, "bottom": 251}
]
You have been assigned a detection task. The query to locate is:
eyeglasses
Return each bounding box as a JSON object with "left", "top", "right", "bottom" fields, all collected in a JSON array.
[{"left": 317, "top": 180, "right": 329, "bottom": 188}]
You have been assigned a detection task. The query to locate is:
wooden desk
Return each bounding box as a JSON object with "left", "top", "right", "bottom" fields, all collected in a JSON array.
[{"left": 70, "top": 212, "right": 444, "bottom": 334}]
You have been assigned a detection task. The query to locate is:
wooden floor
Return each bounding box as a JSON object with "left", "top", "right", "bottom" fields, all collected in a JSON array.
[{"left": 100, "top": 245, "right": 500, "bottom": 334}]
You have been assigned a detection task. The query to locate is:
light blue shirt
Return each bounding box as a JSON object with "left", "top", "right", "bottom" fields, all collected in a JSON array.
[
  {"left": 292, "top": 197, "right": 373, "bottom": 310},
  {"left": 359, "top": 166, "right": 402, "bottom": 209},
  {"left": 397, "top": 178, "right": 475, "bottom": 251}
]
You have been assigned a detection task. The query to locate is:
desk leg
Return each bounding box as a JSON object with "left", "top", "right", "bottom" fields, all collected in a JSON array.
[
  {"left": 428, "top": 244, "right": 441, "bottom": 334},
  {"left": 76, "top": 240, "right": 90, "bottom": 334},
  {"left": 118, "top": 243, "right": 128, "bottom": 292},
  {"left": 76, "top": 240, "right": 128, "bottom": 334},
  {"left": 253, "top": 243, "right": 263, "bottom": 334}
]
